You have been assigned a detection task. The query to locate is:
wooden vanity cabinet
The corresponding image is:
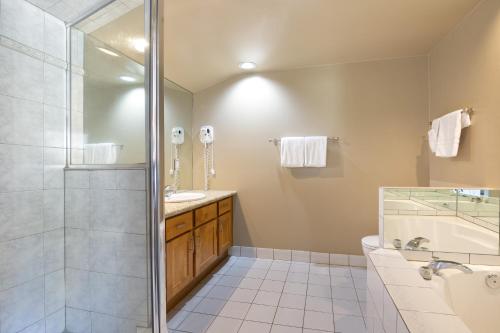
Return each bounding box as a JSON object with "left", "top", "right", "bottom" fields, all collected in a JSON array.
[
  {"left": 166, "top": 231, "right": 194, "bottom": 299},
  {"left": 165, "top": 195, "right": 234, "bottom": 310}
]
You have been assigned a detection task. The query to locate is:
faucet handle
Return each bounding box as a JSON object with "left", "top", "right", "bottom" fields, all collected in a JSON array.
[{"left": 419, "top": 266, "right": 433, "bottom": 280}]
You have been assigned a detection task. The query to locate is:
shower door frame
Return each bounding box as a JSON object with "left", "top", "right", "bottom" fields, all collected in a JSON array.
[{"left": 66, "top": 0, "right": 167, "bottom": 332}]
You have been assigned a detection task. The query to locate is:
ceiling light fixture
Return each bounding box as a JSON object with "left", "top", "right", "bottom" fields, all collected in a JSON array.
[
  {"left": 132, "top": 38, "right": 148, "bottom": 53},
  {"left": 97, "top": 47, "right": 119, "bottom": 57},
  {"left": 119, "top": 76, "right": 136, "bottom": 82},
  {"left": 239, "top": 62, "right": 256, "bottom": 70}
]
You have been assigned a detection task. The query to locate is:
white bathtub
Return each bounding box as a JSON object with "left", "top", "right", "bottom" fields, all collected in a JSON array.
[
  {"left": 384, "top": 215, "right": 499, "bottom": 254},
  {"left": 410, "top": 262, "right": 500, "bottom": 333}
]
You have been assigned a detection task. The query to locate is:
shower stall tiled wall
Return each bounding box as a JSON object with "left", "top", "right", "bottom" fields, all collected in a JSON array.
[{"left": 0, "top": 1, "right": 67, "bottom": 332}]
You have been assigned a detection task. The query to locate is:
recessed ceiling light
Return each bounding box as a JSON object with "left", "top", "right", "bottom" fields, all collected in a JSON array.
[
  {"left": 239, "top": 62, "right": 256, "bottom": 70},
  {"left": 119, "top": 76, "right": 136, "bottom": 82},
  {"left": 97, "top": 47, "right": 119, "bottom": 57},
  {"left": 132, "top": 38, "right": 148, "bottom": 53}
]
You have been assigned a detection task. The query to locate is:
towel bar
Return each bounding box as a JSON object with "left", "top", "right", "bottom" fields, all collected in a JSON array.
[
  {"left": 428, "top": 107, "right": 473, "bottom": 126},
  {"left": 268, "top": 137, "right": 340, "bottom": 145}
]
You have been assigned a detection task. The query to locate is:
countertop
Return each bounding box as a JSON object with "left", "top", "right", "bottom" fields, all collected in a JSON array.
[{"left": 164, "top": 190, "right": 236, "bottom": 218}]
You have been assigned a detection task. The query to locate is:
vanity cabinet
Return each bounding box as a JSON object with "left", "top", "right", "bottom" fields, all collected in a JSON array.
[{"left": 165, "top": 195, "right": 234, "bottom": 309}]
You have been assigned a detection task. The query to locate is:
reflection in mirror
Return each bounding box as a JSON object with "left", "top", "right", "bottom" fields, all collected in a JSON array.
[{"left": 382, "top": 188, "right": 499, "bottom": 255}]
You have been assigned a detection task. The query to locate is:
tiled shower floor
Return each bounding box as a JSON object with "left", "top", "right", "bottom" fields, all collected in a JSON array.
[{"left": 167, "top": 256, "right": 368, "bottom": 333}]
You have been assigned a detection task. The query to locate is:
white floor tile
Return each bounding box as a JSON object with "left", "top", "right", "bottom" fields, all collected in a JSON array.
[
  {"left": 270, "top": 324, "right": 302, "bottom": 333},
  {"left": 245, "top": 304, "right": 277, "bottom": 323},
  {"left": 353, "top": 277, "right": 367, "bottom": 290},
  {"left": 350, "top": 267, "right": 367, "bottom": 279},
  {"left": 177, "top": 312, "right": 215, "bottom": 333},
  {"left": 207, "top": 285, "right": 236, "bottom": 300},
  {"left": 283, "top": 282, "right": 307, "bottom": 295},
  {"left": 253, "top": 259, "right": 273, "bottom": 270},
  {"left": 227, "top": 267, "right": 251, "bottom": 277},
  {"left": 334, "top": 314, "right": 366, "bottom": 333},
  {"left": 229, "top": 288, "right": 257, "bottom": 303},
  {"left": 181, "top": 296, "right": 204, "bottom": 311},
  {"left": 287, "top": 272, "right": 308, "bottom": 283},
  {"left": 167, "top": 310, "right": 189, "bottom": 329},
  {"left": 332, "top": 299, "right": 362, "bottom": 316},
  {"left": 305, "top": 296, "right": 333, "bottom": 313},
  {"left": 254, "top": 290, "right": 282, "bottom": 306},
  {"left": 246, "top": 268, "right": 268, "bottom": 279},
  {"left": 270, "top": 260, "right": 291, "bottom": 272},
  {"left": 331, "top": 276, "right": 355, "bottom": 289},
  {"left": 309, "top": 274, "right": 331, "bottom": 286},
  {"left": 260, "top": 280, "right": 285, "bottom": 293},
  {"left": 265, "top": 270, "right": 288, "bottom": 281},
  {"left": 303, "top": 329, "right": 331, "bottom": 333},
  {"left": 191, "top": 284, "right": 214, "bottom": 297},
  {"left": 289, "top": 262, "right": 310, "bottom": 273},
  {"left": 234, "top": 258, "right": 256, "bottom": 268},
  {"left": 303, "top": 310, "right": 334, "bottom": 332},
  {"left": 219, "top": 301, "right": 251, "bottom": 319},
  {"left": 332, "top": 286, "right": 358, "bottom": 301},
  {"left": 239, "top": 320, "right": 272, "bottom": 333},
  {"left": 356, "top": 288, "right": 367, "bottom": 302},
  {"left": 278, "top": 293, "right": 306, "bottom": 310},
  {"left": 218, "top": 275, "right": 243, "bottom": 287},
  {"left": 310, "top": 264, "right": 330, "bottom": 275},
  {"left": 307, "top": 284, "right": 332, "bottom": 298},
  {"left": 193, "top": 297, "right": 227, "bottom": 315},
  {"left": 330, "top": 266, "right": 351, "bottom": 277},
  {"left": 273, "top": 307, "right": 304, "bottom": 327},
  {"left": 238, "top": 277, "right": 263, "bottom": 290},
  {"left": 206, "top": 316, "right": 242, "bottom": 333}
]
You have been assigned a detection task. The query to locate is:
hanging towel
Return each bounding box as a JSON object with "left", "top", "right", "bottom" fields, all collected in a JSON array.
[
  {"left": 428, "top": 118, "right": 440, "bottom": 153},
  {"left": 461, "top": 110, "right": 471, "bottom": 128},
  {"left": 280, "top": 137, "right": 305, "bottom": 167},
  {"left": 84, "top": 143, "right": 118, "bottom": 164},
  {"left": 435, "top": 110, "right": 464, "bottom": 157},
  {"left": 305, "top": 136, "right": 327, "bottom": 167}
]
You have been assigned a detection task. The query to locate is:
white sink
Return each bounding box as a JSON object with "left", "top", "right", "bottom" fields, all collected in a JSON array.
[{"left": 164, "top": 192, "right": 206, "bottom": 203}]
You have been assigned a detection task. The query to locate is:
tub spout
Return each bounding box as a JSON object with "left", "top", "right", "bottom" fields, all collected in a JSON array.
[
  {"left": 405, "top": 237, "right": 429, "bottom": 251},
  {"left": 420, "top": 259, "right": 473, "bottom": 280}
]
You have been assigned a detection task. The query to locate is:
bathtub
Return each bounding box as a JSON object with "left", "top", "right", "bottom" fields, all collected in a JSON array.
[
  {"left": 383, "top": 215, "right": 499, "bottom": 254},
  {"left": 412, "top": 263, "right": 500, "bottom": 333}
]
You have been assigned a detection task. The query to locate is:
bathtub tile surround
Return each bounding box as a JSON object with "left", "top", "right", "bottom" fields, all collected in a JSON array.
[
  {"left": 230, "top": 246, "right": 367, "bottom": 267},
  {"left": 168, "top": 256, "right": 368, "bottom": 333},
  {"left": 65, "top": 168, "right": 149, "bottom": 332},
  {"left": 366, "top": 249, "right": 472, "bottom": 333},
  {"left": 0, "top": 0, "right": 67, "bottom": 331}
]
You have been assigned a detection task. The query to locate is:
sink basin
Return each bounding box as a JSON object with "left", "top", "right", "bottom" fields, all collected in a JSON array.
[{"left": 165, "top": 192, "right": 206, "bottom": 203}]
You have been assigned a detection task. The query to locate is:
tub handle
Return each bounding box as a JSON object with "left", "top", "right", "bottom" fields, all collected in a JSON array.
[{"left": 485, "top": 274, "right": 500, "bottom": 289}]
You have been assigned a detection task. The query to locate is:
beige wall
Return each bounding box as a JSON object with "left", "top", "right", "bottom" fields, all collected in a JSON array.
[
  {"left": 193, "top": 57, "right": 429, "bottom": 254},
  {"left": 429, "top": 0, "right": 500, "bottom": 187}
]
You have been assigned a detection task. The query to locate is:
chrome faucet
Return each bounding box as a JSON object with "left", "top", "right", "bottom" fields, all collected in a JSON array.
[
  {"left": 165, "top": 185, "right": 177, "bottom": 198},
  {"left": 405, "top": 237, "right": 430, "bottom": 251},
  {"left": 419, "top": 259, "right": 473, "bottom": 280}
]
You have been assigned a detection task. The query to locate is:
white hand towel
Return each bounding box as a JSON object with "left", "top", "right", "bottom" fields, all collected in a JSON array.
[
  {"left": 435, "top": 110, "right": 463, "bottom": 157},
  {"left": 305, "top": 136, "right": 327, "bottom": 167},
  {"left": 84, "top": 143, "right": 118, "bottom": 164},
  {"left": 280, "top": 137, "right": 305, "bottom": 167},
  {"left": 461, "top": 110, "right": 471, "bottom": 129},
  {"left": 428, "top": 118, "right": 440, "bottom": 153}
]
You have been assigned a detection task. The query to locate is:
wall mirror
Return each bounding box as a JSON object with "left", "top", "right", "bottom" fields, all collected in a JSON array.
[{"left": 382, "top": 187, "right": 499, "bottom": 255}]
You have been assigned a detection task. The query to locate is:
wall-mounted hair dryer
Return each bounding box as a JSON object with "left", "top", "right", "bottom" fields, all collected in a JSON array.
[
  {"left": 200, "top": 126, "right": 215, "bottom": 190},
  {"left": 169, "top": 127, "right": 184, "bottom": 189}
]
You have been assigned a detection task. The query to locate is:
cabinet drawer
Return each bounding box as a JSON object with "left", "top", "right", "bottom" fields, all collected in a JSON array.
[
  {"left": 166, "top": 212, "right": 193, "bottom": 241},
  {"left": 218, "top": 197, "right": 232, "bottom": 215},
  {"left": 195, "top": 203, "right": 217, "bottom": 227}
]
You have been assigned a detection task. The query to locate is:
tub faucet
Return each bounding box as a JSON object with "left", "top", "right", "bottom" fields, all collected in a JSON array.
[
  {"left": 419, "top": 259, "right": 473, "bottom": 280},
  {"left": 405, "top": 237, "right": 429, "bottom": 251}
]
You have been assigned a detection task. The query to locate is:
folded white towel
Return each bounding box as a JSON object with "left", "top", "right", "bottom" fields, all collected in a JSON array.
[
  {"left": 305, "top": 136, "right": 327, "bottom": 167},
  {"left": 435, "top": 110, "right": 463, "bottom": 157},
  {"left": 280, "top": 137, "right": 305, "bottom": 167},
  {"left": 428, "top": 119, "right": 440, "bottom": 153},
  {"left": 84, "top": 143, "right": 118, "bottom": 164}
]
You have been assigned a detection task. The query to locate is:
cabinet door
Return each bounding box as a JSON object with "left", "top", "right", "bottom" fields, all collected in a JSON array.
[
  {"left": 218, "top": 212, "right": 232, "bottom": 255},
  {"left": 166, "top": 232, "right": 194, "bottom": 300},
  {"left": 194, "top": 220, "right": 218, "bottom": 275}
]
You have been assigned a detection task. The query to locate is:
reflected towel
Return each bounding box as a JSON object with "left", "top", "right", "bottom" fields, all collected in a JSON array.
[
  {"left": 280, "top": 137, "right": 305, "bottom": 167},
  {"left": 428, "top": 118, "right": 439, "bottom": 153},
  {"left": 305, "top": 136, "right": 327, "bottom": 167},
  {"left": 83, "top": 143, "right": 118, "bottom": 164}
]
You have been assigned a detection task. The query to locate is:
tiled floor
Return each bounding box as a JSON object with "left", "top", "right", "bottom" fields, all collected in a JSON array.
[{"left": 167, "top": 256, "right": 368, "bottom": 333}]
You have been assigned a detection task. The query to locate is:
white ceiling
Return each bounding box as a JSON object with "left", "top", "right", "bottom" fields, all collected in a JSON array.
[{"left": 90, "top": 0, "right": 481, "bottom": 92}]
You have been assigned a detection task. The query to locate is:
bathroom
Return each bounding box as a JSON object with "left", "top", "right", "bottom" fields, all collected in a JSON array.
[{"left": 0, "top": 0, "right": 499, "bottom": 332}]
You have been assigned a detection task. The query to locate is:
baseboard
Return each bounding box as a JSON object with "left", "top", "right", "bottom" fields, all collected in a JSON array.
[{"left": 229, "top": 246, "right": 367, "bottom": 267}]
